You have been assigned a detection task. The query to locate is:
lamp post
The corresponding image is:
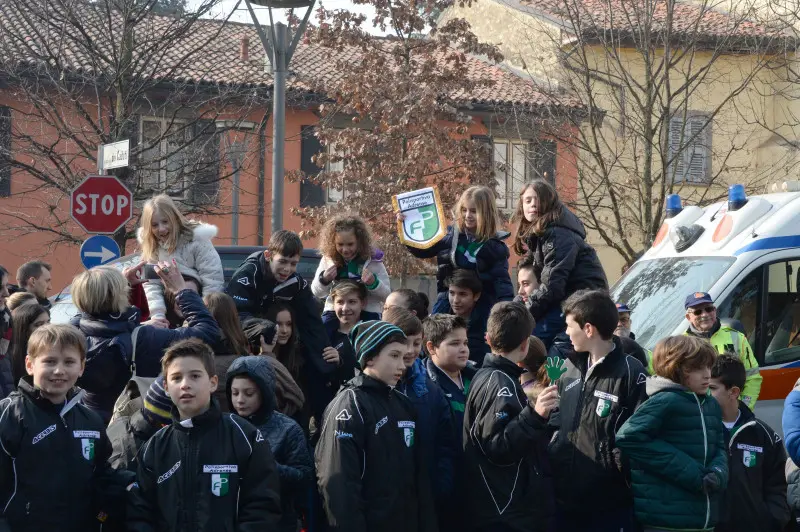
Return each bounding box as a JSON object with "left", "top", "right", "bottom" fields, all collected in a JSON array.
[{"left": 243, "top": 0, "right": 316, "bottom": 233}]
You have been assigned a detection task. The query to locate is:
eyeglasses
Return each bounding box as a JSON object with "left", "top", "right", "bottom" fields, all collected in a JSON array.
[{"left": 690, "top": 306, "right": 716, "bottom": 316}]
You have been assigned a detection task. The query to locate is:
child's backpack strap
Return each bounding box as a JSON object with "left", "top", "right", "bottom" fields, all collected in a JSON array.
[{"left": 130, "top": 326, "right": 142, "bottom": 376}]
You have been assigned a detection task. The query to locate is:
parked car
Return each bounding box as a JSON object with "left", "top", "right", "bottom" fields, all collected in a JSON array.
[{"left": 49, "top": 246, "right": 322, "bottom": 324}]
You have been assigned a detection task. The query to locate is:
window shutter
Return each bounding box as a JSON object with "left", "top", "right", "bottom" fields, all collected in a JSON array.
[
  {"left": 191, "top": 119, "right": 220, "bottom": 205},
  {"left": 668, "top": 116, "right": 686, "bottom": 183},
  {"left": 0, "top": 106, "right": 11, "bottom": 197},
  {"left": 529, "top": 139, "right": 557, "bottom": 185},
  {"left": 300, "top": 125, "right": 325, "bottom": 207},
  {"left": 686, "top": 116, "right": 710, "bottom": 184}
]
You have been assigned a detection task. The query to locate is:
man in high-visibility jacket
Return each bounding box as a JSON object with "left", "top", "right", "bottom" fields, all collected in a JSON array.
[{"left": 683, "top": 291, "right": 761, "bottom": 410}]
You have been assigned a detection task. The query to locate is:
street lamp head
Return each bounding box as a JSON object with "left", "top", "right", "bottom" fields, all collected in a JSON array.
[{"left": 248, "top": 0, "right": 315, "bottom": 8}]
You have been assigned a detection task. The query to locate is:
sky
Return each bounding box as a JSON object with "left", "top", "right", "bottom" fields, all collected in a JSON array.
[{"left": 190, "top": 0, "right": 382, "bottom": 32}]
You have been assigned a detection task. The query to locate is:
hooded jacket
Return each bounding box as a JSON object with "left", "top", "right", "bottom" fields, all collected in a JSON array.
[
  {"left": 225, "top": 250, "right": 332, "bottom": 377},
  {"left": 716, "top": 402, "right": 789, "bottom": 532},
  {"left": 462, "top": 354, "right": 554, "bottom": 532},
  {"left": 226, "top": 356, "right": 313, "bottom": 532},
  {"left": 616, "top": 377, "right": 728, "bottom": 531},
  {"left": 71, "top": 290, "right": 221, "bottom": 416},
  {"left": 524, "top": 206, "right": 607, "bottom": 320},
  {"left": 406, "top": 226, "right": 514, "bottom": 306},
  {"left": 312, "top": 250, "right": 392, "bottom": 316},
  {"left": 136, "top": 223, "right": 224, "bottom": 316},
  {"left": 315, "top": 373, "right": 438, "bottom": 532},
  {"left": 0, "top": 380, "right": 133, "bottom": 532},
  {"left": 397, "top": 358, "right": 456, "bottom": 502},
  {"left": 547, "top": 337, "right": 647, "bottom": 517},
  {"left": 107, "top": 377, "right": 164, "bottom": 473},
  {"left": 71, "top": 307, "right": 140, "bottom": 423},
  {"left": 126, "top": 399, "right": 282, "bottom": 532}
]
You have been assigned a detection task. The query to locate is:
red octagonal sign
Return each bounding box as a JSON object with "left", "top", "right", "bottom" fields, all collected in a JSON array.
[{"left": 71, "top": 175, "right": 133, "bottom": 234}]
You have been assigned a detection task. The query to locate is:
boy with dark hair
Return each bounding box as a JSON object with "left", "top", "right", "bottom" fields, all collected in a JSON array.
[
  {"left": 446, "top": 270, "right": 490, "bottom": 366},
  {"left": 424, "top": 313, "right": 476, "bottom": 532},
  {"left": 0, "top": 324, "right": 132, "bottom": 531},
  {"left": 127, "top": 338, "right": 281, "bottom": 532},
  {"left": 226, "top": 230, "right": 334, "bottom": 425},
  {"left": 385, "top": 307, "right": 455, "bottom": 526},
  {"left": 316, "top": 321, "right": 438, "bottom": 532},
  {"left": 516, "top": 255, "right": 540, "bottom": 305},
  {"left": 463, "top": 302, "right": 558, "bottom": 532},
  {"left": 710, "top": 354, "right": 789, "bottom": 532},
  {"left": 548, "top": 289, "right": 647, "bottom": 532}
]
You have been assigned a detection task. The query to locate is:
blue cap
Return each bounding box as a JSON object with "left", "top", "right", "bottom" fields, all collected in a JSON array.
[
  {"left": 615, "top": 303, "right": 631, "bottom": 313},
  {"left": 684, "top": 292, "right": 714, "bottom": 309}
]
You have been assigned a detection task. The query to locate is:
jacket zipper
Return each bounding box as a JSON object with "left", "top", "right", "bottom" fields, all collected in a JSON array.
[
  {"left": 693, "top": 394, "right": 710, "bottom": 530},
  {"left": 184, "top": 430, "right": 196, "bottom": 530}
]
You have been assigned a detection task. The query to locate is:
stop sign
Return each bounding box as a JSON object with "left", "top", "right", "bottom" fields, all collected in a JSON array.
[{"left": 71, "top": 175, "right": 133, "bottom": 234}]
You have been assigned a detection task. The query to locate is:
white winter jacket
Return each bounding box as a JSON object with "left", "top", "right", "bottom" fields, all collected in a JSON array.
[
  {"left": 136, "top": 223, "right": 224, "bottom": 315},
  {"left": 311, "top": 254, "right": 391, "bottom": 316}
]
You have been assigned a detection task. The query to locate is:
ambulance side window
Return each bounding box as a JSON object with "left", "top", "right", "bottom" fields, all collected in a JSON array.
[
  {"left": 763, "top": 260, "right": 800, "bottom": 365},
  {"left": 717, "top": 266, "right": 761, "bottom": 357}
]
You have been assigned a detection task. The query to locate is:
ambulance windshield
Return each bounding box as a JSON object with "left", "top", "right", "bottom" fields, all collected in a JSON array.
[{"left": 610, "top": 256, "right": 735, "bottom": 350}]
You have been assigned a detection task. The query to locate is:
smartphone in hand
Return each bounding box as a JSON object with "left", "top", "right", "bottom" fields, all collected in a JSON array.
[{"left": 143, "top": 263, "right": 160, "bottom": 280}]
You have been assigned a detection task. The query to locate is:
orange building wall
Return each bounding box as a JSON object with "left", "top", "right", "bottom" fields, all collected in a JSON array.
[{"left": 0, "top": 100, "right": 579, "bottom": 292}]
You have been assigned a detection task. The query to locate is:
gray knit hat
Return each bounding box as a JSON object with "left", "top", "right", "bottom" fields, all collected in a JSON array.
[{"left": 349, "top": 320, "right": 406, "bottom": 369}]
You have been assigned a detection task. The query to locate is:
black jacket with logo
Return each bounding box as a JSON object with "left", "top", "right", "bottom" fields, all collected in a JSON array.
[
  {"left": 314, "top": 373, "right": 438, "bottom": 532},
  {"left": 547, "top": 338, "right": 647, "bottom": 517},
  {"left": 225, "top": 251, "right": 332, "bottom": 376},
  {"left": 462, "top": 354, "right": 554, "bottom": 532},
  {"left": 126, "top": 400, "right": 282, "bottom": 532},
  {"left": 716, "top": 402, "right": 790, "bottom": 532},
  {"left": 0, "top": 379, "right": 131, "bottom": 532}
]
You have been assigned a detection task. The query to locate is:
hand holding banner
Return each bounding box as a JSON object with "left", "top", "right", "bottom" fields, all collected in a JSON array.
[{"left": 393, "top": 187, "right": 447, "bottom": 249}]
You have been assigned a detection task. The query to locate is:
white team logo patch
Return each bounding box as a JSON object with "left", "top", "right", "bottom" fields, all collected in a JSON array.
[
  {"left": 237, "top": 278, "right": 250, "bottom": 286},
  {"left": 335, "top": 409, "right": 352, "bottom": 421},
  {"left": 497, "top": 387, "right": 513, "bottom": 397},
  {"left": 636, "top": 373, "right": 647, "bottom": 385},
  {"left": 255, "top": 430, "right": 264, "bottom": 443}
]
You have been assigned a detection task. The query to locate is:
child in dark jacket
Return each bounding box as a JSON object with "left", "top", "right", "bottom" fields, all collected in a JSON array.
[
  {"left": 126, "top": 339, "right": 281, "bottom": 532},
  {"left": 226, "top": 356, "right": 314, "bottom": 532},
  {"left": 402, "top": 185, "right": 513, "bottom": 316},
  {"left": 384, "top": 307, "right": 456, "bottom": 517},
  {"left": 710, "top": 354, "right": 789, "bottom": 532},
  {"left": 446, "top": 270, "right": 491, "bottom": 366},
  {"left": 0, "top": 324, "right": 134, "bottom": 532},
  {"left": 463, "top": 302, "right": 558, "bottom": 532},
  {"left": 315, "top": 321, "right": 438, "bottom": 532},
  {"left": 617, "top": 335, "right": 728, "bottom": 532}
]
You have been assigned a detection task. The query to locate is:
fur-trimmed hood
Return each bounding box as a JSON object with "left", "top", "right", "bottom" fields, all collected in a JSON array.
[{"left": 136, "top": 221, "right": 218, "bottom": 245}]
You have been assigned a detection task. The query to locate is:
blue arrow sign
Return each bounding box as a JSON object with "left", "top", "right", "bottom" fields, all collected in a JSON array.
[{"left": 80, "top": 235, "right": 121, "bottom": 269}]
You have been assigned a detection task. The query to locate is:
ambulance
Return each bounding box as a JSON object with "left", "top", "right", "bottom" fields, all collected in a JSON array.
[{"left": 610, "top": 183, "right": 800, "bottom": 433}]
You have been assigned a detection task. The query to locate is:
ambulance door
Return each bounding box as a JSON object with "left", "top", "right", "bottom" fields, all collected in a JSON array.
[{"left": 717, "top": 255, "right": 800, "bottom": 431}]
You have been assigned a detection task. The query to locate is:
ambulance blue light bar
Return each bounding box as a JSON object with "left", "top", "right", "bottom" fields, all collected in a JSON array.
[
  {"left": 728, "top": 184, "right": 747, "bottom": 211},
  {"left": 665, "top": 194, "right": 683, "bottom": 218}
]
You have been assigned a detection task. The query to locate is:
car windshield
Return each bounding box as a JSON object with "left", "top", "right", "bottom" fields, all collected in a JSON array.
[{"left": 610, "top": 256, "right": 735, "bottom": 350}]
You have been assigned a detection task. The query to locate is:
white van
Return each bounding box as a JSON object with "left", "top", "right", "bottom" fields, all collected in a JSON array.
[{"left": 610, "top": 183, "right": 800, "bottom": 432}]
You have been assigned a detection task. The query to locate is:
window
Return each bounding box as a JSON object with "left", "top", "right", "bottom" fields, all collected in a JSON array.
[
  {"left": 326, "top": 143, "right": 346, "bottom": 204},
  {"left": 493, "top": 139, "right": 557, "bottom": 210},
  {"left": 717, "top": 258, "right": 800, "bottom": 366},
  {"left": 667, "top": 113, "right": 712, "bottom": 185},
  {"left": 140, "top": 117, "right": 192, "bottom": 199}
]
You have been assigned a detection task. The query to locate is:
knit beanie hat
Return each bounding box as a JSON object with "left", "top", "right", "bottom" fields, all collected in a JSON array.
[
  {"left": 142, "top": 376, "right": 173, "bottom": 426},
  {"left": 349, "top": 320, "right": 406, "bottom": 369}
]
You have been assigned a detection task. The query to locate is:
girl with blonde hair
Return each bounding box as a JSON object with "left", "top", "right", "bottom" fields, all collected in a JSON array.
[
  {"left": 400, "top": 185, "right": 513, "bottom": 316},
  {"left": 311, "top": 214, "right": 390, "bottom": 321},
  {"left": 137, "top": 194, "right": 224, "bottom": 319}
]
